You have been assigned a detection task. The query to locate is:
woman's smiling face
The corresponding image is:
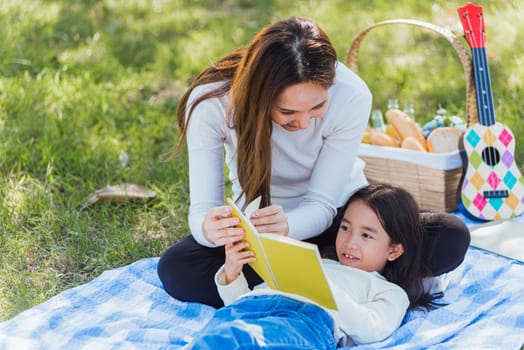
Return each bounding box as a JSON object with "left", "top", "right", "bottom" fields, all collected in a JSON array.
[{"left": 271, "top": 82, "right": 329, "bottom": 131}]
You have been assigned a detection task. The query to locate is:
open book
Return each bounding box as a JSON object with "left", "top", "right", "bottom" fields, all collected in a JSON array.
[{"left": 226, "top": 197, "right": 338, "bottom": 310}]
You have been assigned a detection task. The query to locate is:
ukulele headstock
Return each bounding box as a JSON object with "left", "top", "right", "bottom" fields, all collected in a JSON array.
[{"left": 458, "top": 2, "right": 485, "bottom": 49}]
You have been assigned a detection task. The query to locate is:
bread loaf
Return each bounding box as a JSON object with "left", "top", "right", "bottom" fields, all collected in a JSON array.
[
  {"left": 369, "top": 131, "right": 399, "bottom": 147},
  {"left": 426, "top": 127, "right": 463, "bottom": 153},
  {"left": 361, "top": 129, "right": 371, "bottom": 144},
  {"left": 385, "top": 125, "right": 401, "bottom": 143},
  {"left": 385, "top": 109, "right": 427, "bottom": 151},
  {"left": 401, "top": 136, "right": 427, "bottom": 152}
]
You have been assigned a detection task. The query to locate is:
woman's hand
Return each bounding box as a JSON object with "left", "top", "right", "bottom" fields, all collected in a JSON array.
[
  {"left": 250, "top": 204, "right": 289, "bottom": 236},
  {"left": 224, "top": 241, "right": 255, "bottom": 284},
  {"left": 202, "top": 206, "right": 244, "bottom": 246}
]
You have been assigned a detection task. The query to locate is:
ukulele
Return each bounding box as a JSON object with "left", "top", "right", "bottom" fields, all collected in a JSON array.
[{"left": 458, "top": 2, "right": 524, "bottom": 220}]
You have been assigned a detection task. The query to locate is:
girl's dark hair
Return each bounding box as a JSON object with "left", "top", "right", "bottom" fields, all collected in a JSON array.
[
  {"left": 174, "top": 17, "right": 337, "bottom": 210},
  {"left": 341, "top": 183, "right": 441, "bottom": 310}
]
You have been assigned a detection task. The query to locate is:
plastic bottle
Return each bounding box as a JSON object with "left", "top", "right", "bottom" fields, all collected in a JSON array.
[
  {"left": 387, "top": 98, "right": 399, "bottom": 110},
  {"left": 435, "top": 105, "right": 447, "bottom": 127},
  {"left": 371, "top": 109, "right": 386, "bottom": 132},
  {"left": 403, "top": 103, "right": 415, "bottom": 120}
]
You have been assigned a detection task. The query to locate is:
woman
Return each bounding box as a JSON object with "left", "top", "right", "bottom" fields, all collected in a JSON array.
[{"left": 157, "top": 17, "right": 470, "bottom": 308}]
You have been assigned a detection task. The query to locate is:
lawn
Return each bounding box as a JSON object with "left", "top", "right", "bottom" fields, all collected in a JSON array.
[{"left": 1, "top": 0, "right": 523, "bottom": 321}]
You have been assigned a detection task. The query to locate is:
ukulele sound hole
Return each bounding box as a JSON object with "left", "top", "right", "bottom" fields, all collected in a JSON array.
[{"left": 482, "top": 147, "right": 500, "bottom": 166}]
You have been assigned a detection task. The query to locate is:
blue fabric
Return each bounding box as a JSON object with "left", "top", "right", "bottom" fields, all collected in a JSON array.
[
  {"left": 0, "top": 248, "right": 523, "bottom": 349},
  {"left": 187, "top": 295, "right": 336, "bottom": 349}
]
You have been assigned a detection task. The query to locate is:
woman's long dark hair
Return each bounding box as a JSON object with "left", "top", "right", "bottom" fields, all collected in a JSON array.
[
  {"left": 341, "top": 184, "right": 441, "bottom": 310},
  {"left": 175, "top": 17, "right": 337, "bottom": 209}
]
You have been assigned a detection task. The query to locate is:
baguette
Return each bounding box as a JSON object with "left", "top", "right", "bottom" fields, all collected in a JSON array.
[
  {"left": 369, "top": 131, "right": 399, "bottom": 147},
  {"left": 385, "top": 109, "right": 427, "bottom": 151},
  {"left": 401, "top": 136, "right": 427, "bottom": 152}
]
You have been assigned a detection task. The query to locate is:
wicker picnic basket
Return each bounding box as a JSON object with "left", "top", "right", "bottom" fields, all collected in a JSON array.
[{"left": 346, "top": 19, "right": 479, "bottom": 212}]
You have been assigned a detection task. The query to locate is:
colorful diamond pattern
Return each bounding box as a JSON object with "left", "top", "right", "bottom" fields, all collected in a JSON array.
[
  {"left": 470, "top": 172, "right": 485, "bottom": 190},
  {"left": 473, "top": 193, "right": 487, "bottom": 211},
  {"left": 468, "top": 151, "right": 483, "bottom": 169},
  {"left": 488, "top": 198, "right": 503, "bottom": 211},
  {"left": 503, "top": 172, "right": 517, "bottom": 189},
  {"left": 506, "top": 192, "right": 520, "bottom": 210},
  {"left": 462, "top": 195, "right": 471, "bottom": 208},
  {"left": 487, "top": 172, "right": 501, "bottom": 189},
  {"left": 461, "top": 123, "right": 524, "bottom": 220},
  {"left": 466, "top": 130, "right": 481, "bottom": 148},
  {"left": 483, "top": 129, "right": 497, "bottom": 146},
  {"left": 501, "top": 150, "right": 514, "bottom": 168},
  {"left": 498, "top": 128, "right": 513, "bottom": 147}
]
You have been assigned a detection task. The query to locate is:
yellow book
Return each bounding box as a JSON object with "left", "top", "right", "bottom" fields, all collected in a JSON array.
[{"left": 226, "top": 198, "right": 338, "bottom": 310}]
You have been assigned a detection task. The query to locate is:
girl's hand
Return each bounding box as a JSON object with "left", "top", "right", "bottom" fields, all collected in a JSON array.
[
  {"left": 224, "top": 241, "right": 255, "bottom": 284},
  {"left": 202, "top": 206, "right": 244, "bottom": 246},
  {"left": 250, "top": 204, "right": 289, "bottom": 236}
]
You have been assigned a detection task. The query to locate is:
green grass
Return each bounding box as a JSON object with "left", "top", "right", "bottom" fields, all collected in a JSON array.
[{"left": 1, "top": 0, "right": 524, "bottom": 321}]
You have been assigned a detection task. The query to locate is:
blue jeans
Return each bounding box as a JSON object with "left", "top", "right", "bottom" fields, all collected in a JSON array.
[{"left": 187, "top": 295, "right": 336, "bottom": 349}]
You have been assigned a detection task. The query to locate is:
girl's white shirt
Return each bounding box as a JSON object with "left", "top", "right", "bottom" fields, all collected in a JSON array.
[
  {"left": 215, "top": 259, "right": 409, "bottom": 345},
  {"left": 185, "top": 62, "right": 372, "bottom": 246}
]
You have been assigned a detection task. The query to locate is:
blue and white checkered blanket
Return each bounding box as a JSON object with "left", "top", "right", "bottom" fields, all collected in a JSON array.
[{"left": 1, "top": 249, "right": 523, "bottom": 349}]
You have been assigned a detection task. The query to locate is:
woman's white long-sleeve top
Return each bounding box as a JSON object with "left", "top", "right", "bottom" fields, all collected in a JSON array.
[{"left": 185, "top": 62, "right": 372, "bottom": 246}]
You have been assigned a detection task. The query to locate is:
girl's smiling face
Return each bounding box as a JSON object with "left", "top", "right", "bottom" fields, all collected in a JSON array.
[
  {"left": 271, "top": 82, "right": 329, "bottom": 132},
  {"left": 335, "top": 200, "right": 404, "bottom": 273}
]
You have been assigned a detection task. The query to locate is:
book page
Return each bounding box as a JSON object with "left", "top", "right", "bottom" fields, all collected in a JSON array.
[
  {"left": 260, "top": 234, "right": 338, "bottom": 310},
  {"left": 226, "top": 198, "right": 277, "bottom": 289}
]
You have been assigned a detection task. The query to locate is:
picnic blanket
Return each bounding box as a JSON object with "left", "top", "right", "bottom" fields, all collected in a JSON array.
[{"left": 1, "top": 242, "right": 523, "bottom": 349}]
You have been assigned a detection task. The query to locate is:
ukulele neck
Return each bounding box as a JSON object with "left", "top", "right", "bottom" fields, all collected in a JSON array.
[{"left": 471, "top": 47, "right": 496, "bottom": 126}]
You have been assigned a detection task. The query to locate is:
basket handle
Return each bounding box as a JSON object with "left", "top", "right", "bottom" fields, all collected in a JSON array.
[{"left": 345, "top": 18, "right": 478, "bottom": 126}]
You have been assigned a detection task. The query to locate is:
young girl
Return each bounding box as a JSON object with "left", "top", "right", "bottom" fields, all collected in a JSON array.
[
  {"left": 157, "top": 16, "right": 470, "bottom": 308},
  {"left": 186, "top": 184, "right": 440, "bottom": 348}
]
